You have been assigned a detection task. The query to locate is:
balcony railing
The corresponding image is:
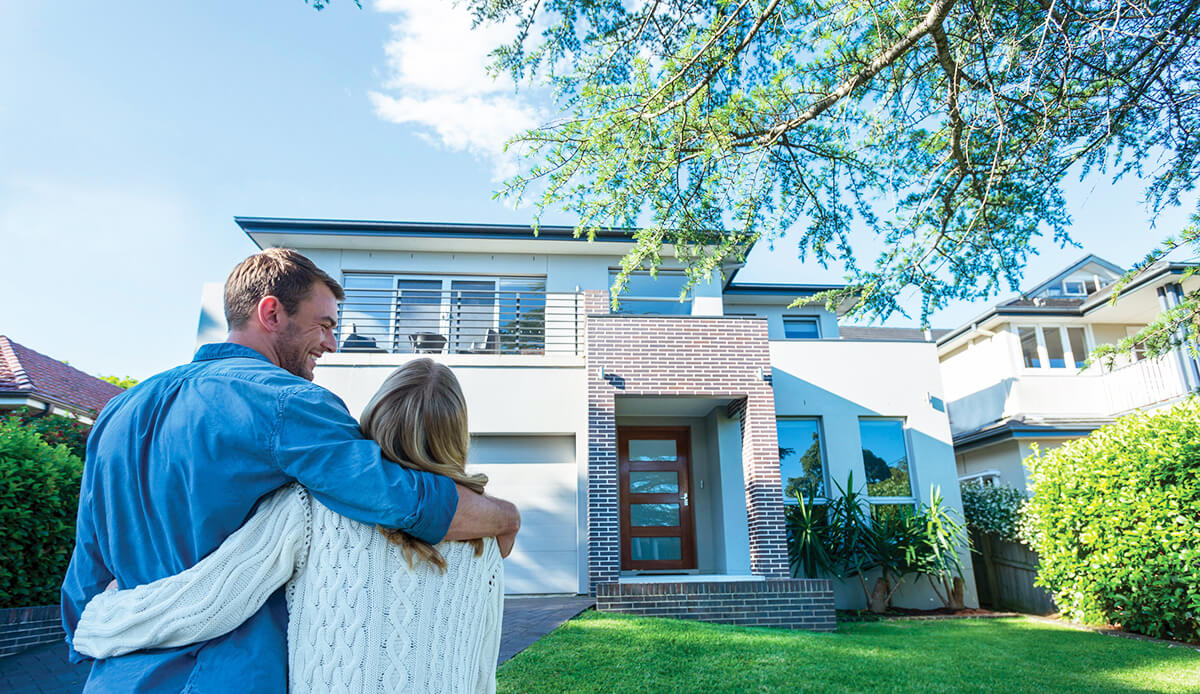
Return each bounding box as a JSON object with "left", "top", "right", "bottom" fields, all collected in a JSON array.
[
  {"left": 336, "top": 288, "right": 583, "bottom": 356},
  {"left": 1102, "top": 355, "right": 1191, "bottom": 413}
]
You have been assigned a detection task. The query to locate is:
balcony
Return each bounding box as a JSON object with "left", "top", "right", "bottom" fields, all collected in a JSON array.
[
  {"left": 336, "top": 286, "right": 584, "bottom": 357},
  {"left": 1102, "top": 355, "right": 1191, "bottom": 414}
]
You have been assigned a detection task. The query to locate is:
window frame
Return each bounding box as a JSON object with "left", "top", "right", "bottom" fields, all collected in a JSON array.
[
  {"left": 609, "top": 269, "right": 694, "bottom": 315},
  {"left": 1013, "top": 324, "right": 1094, "bottom": 372},
  {"left": 857, "top": 416, "right": 918, "bottom": 510},
  {"left": 777, "top": 417, "right": 829, "bottom": 505},
  {"left": 782, "top": 316, "right": 822, "bottom": 340},
  {"left": 1061, "top": 279, "right": 1089, "bottom": 296}
]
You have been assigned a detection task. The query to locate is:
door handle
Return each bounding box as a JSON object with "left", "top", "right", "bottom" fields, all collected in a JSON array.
[{"left": 681, "top": 492, "right": 689, "bottom": 507}]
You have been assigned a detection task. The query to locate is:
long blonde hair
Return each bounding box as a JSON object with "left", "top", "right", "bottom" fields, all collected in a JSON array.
[{"left": 359, "top": 359, "right": 487, "bottom": 571}]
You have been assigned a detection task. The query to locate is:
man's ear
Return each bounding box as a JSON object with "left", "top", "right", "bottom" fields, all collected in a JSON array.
[{"left": 255, "top": 296, "right": 286, "bottom": 333}]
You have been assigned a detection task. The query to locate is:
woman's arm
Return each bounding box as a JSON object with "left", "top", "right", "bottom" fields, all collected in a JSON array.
[
  {"left": 475, "top": 542, "right": 505, "bottom": 694},
  {"left": 72, "top": 484, "right": 311, "bottom": 659}
]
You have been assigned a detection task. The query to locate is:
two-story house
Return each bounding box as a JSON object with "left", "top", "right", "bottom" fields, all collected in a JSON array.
[
  {"left": 196, "top": 217, "right": 977, "bottom": 623},
  {"left": 938, "top": 255, "right": 1200, "bottom": 490}
]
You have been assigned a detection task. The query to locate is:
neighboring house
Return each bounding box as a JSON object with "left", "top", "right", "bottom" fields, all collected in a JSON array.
[
  {"left": 0, "top": 335, "right": 125, "bottom": 423},
  {"left": 196, "top": 217, "right": 976, "bottom": 619},
  {"left": 937, "top": 255, "right": 1200, "bottom": 490}
]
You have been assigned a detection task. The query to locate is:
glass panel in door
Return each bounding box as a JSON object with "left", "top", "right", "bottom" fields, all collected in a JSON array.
[
  {"left": 450, "top": 280, "right": 497, "bottom": 354},
  {"left": 395, "top": 280, "right": 444, "bottom": 353},
  {"left": 340, "top": 274, "right": 393, "bottom": 352},
  {"left": 497, "top": 278, "right": 546, "bottom": 354}
]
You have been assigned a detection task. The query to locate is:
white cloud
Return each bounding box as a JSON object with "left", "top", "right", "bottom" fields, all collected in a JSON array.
[{"left": 370, "top": 0, "right": 542, "bottom": 178}]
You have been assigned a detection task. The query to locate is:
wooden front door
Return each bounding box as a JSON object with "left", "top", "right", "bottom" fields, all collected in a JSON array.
[{"left": 617, "top": 426, "right": 696, "bottom": 571}]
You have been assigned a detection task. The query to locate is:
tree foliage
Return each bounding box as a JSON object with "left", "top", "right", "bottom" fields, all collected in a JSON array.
[
  {"left": 469, "top": 0, "right": 1200, "bottom": 323},
  {"left": 99, "top": 375, "right": 139, "bottom": 390}
]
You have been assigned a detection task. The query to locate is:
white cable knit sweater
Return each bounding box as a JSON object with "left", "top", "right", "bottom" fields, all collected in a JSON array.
[{"left": 72, "top": 484, "right": 504, "bottom": 694}]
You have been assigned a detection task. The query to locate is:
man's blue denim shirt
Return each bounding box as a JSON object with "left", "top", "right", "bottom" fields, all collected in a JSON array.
[{"left": 60, "top": 343, "right": 458, "bottom": 693}]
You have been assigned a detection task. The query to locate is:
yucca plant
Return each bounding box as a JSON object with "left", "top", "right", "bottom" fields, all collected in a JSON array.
[{"left": 784, "top": 482, "right": 831, "bottom": 579}]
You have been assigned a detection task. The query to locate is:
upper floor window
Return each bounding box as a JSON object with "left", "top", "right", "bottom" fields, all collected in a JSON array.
[
  {"left": 782, "top": 316, "right": 821, "bottom": 339},
  {"left": 610, "top": 270, "right": 693, "bottom": 315},
  {"left": 778, "top": 418, "right": 827, "bottom": 503},
  {"left": 340, "top": 273, "right": 548, "bottom": 355},
  {"left": 1017, "top": 325, "right": 1089, "bottom": 370},
  {"left": 1062, "top": 280, "right": 1090, "bottom": 296}
]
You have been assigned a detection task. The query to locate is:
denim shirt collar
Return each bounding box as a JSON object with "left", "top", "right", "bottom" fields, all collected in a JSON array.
[{"left": 193, "top": 342, "right": 275, "bottom": 364}]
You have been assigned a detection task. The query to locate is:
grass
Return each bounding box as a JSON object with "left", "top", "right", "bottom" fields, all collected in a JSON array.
[{"left": 497, "top": 611, "right": 1200, "bottom": 693}]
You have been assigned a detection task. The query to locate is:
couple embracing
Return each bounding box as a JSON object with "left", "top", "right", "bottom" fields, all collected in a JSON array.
[{"left": 60, "top": 249, "right": 520, "bottom": 693}]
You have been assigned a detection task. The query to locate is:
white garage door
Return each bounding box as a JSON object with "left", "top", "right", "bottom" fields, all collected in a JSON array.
[{"left": 469, "top": 435, "right": 577, "bottom": 594}]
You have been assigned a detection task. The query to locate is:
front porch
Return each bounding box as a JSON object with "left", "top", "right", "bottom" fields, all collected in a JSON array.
[{"left": 583, "top": 293, "right": 835, "bottom": 629}]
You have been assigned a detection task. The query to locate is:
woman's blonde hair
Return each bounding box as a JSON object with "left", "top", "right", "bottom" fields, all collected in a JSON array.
[{"left": 359, "top": 358, "right": 487, "bottom": 571}]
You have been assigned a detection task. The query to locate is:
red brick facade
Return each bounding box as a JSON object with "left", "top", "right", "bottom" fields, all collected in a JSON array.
[{"left": 584, "top": 290, "right": 790, "bottom": 592}]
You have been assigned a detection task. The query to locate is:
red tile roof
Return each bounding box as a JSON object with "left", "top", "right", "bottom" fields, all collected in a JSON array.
[{"left": 0, "top": 336, "right": 125, "bottom": 416}]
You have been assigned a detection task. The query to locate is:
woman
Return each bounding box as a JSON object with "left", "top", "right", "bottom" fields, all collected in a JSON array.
[{"left": 72, "top": 359, "right": 505, "bottom": 694}]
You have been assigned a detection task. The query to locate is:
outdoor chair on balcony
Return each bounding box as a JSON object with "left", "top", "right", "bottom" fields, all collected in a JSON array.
[
  {"left": 340, "top": 324, "right": 386, "bottom": 353},
  {"left": 408, "top": 332, "right": 447, "bottom": 354},
  {"left": 464, "top": 329, "right": 500, "bottom": 354}
]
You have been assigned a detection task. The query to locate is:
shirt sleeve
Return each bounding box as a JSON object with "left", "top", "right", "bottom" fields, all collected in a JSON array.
[
  {"left": 272, "top": 384, "right": 457, "bottom": 544},
  {"left": 60, "top": 479, "right": 114, "bottom": 663},
  {"left": 70, "top": 485, "right": 311, "bottom": 660}
]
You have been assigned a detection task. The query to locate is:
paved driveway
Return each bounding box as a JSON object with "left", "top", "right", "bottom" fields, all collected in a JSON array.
[{"left": 0, "top": 596, "right": 593, "bottom": 694}]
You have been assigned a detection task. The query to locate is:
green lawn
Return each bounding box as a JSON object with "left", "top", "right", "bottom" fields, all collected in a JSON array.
[{"left": 497, "top": 612, "right": 1200, "bottom": 693}]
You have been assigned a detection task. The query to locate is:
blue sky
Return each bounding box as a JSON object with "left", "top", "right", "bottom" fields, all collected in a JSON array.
[{"left": 1, "top": 1, "right": 1195, "bottom": 380}]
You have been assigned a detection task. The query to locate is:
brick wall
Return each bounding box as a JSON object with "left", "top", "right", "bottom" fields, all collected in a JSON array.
[
  {"left": 0, "top": 605, "right": 63, "bottom": 658},
  {"left": 595, "top": 579, "right": 836, "bottom": 631},
  {"left": 585, "top": 290, "right": 790, "bottom": 592}
]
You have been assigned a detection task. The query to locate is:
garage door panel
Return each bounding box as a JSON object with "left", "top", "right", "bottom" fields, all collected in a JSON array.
[
  {"left": 502, "top": 551, "right": 578, "bottom": 594},
  {"left": 469, "top": 448, "right": 579, "bottom": 594}
]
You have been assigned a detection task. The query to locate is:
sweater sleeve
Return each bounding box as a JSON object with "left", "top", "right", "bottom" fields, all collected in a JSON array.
[
  {"left": 71, "top": 484, "right": 312, "bottom": 659},
  {"left": 475, "top": 541, "right": 505, "bottom": 694}
]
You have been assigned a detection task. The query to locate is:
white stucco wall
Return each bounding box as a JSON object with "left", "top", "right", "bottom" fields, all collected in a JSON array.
[
  {"left": 956, "top": 440, "right": 1026, "bottom": 489},
  {"left": 770, "top": 339, "right": 978, "bottom": 609}
]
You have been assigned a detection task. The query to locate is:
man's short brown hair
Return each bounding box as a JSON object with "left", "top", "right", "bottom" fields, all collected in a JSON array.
[{"left": 224, "top": 248, "right": 345, "bottom": 329}]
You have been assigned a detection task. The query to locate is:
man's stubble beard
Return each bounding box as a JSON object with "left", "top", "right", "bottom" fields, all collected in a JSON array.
[{"left": 275, "top": 322, "right": 314, "bottom": 381}]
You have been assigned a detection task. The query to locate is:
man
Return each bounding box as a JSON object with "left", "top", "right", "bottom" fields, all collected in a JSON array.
[{"left": 61, "top": 249, "right": 519, "bottom": 692}]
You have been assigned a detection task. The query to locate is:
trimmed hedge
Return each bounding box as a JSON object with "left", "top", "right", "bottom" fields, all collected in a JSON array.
[
  {"left": 0, "top": 418, "right": 84, "bottom": 608},
  {"left": 1022, "top": 399, "right": 1200, "bottom": 642}
]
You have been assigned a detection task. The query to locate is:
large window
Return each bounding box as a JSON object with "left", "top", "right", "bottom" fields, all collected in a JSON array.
[
  {"left": 859, "top": 419, "right": 914, "bottom": 501},
  {"left": 340, "top": 273, "right": 547, "bottom": 354},
  {"left": 610, "top": 270, "right": 693, "bottom": 315},
  {"left": 1016, "top": 325, "right": 1090, "bottom": 370},
  {"left": 777, "top": 418, "right": 827, "bottom": 502}
]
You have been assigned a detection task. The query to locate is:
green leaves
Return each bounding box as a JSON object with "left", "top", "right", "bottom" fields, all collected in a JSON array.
[
  {"left": 1022, "top": 399, "right": 1200, "bottom": 642},
  {"left": 784, "top": 473, "right": 969, "bottom": 610},
  {"left": 468, "top": 0, "right": 1200, "bottom": 326},
  {"left": 0, "top": 417, "right": 84, "bottom": 608},
  {"left": 960, "top": 481, "right": 1026, "bottom": 542}
]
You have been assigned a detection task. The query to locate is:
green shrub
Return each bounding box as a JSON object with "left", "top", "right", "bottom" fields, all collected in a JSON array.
[
  {"left": 3, "top": 407, "right": 91, "bottom": 459},
  {"left": 960, "top": 481, "right": 1026, "bottom": 542},
  {"left": 0, "top": 418, "right": 84, "bottom": 608},
  {"left": 1021, "top": 399, "right": 1200, "bottom": 642}
]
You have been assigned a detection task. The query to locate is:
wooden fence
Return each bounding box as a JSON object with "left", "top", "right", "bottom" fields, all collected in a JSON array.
[{"left": 970, "top": 530, "right": 1056, "bottom": 615}]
